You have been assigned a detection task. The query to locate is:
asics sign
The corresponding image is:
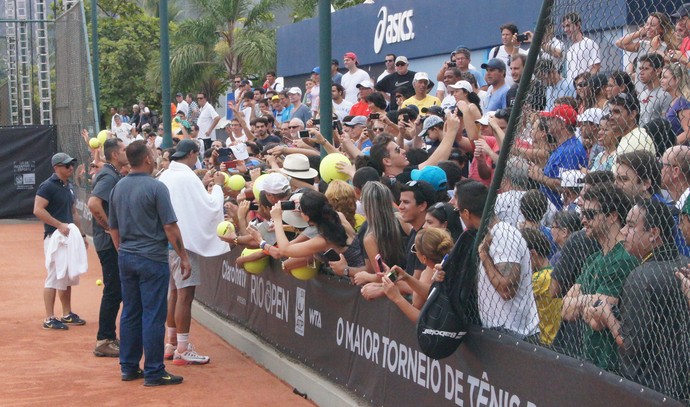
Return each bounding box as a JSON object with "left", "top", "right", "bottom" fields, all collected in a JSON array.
[{"left": 373, "top": 7, "right": 415, "bottom": 54}]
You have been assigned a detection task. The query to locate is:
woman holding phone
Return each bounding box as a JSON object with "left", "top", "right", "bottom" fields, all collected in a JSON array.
[{"left": 247, "top": 189, "right": 363, "bottom": 273}]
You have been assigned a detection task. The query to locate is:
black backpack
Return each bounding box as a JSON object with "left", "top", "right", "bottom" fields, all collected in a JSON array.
[{"left": 416, "top": 229, "right": 477, "bottom": 359}]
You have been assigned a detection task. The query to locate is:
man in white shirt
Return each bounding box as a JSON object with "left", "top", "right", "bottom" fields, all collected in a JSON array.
[
  {"left": 175, "top": 93, "right": 189, "bottom": 119},
  {"left": 196, "top": 91, "right": 220, "bottom": 150},
  {"left": 340, "top": 52, "right": 371, "bottom": 105},
  {"left": 332, "top": 83, "right": 353, "bottom": 121},
  {"left": 112, "top": 114, "right": 134, "bottom": 146},
  {"left": 487, "top": 23, "right": 528, "bottom": 86},
  {"left": 555, "top": 13, "right": 601, "bottom": 83},
  {"left": 377, "top": 54, "right": 396, "bottom": 83}
]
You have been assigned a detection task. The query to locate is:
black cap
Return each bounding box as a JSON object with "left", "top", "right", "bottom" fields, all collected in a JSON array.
[
  {"left": 171, "top": 139, "right": 199, "bottom": 159},
  {"left": 609, "top": 92, "right": 640, "bottom": 113},
  {"left": 331, "top": 59, "right": 339, "bottom": 66},
  {"left": 402, "top": 180, "right": 437, "bottom": 208},
  {"left": 421, "top": 105, "right": 445, "bottom": 118}
]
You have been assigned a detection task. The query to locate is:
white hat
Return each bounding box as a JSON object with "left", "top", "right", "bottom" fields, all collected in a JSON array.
[
  {"left": 475, "top": 115, "right": 490, "bottom": 126},
  {"left": 282, "top": 192, "right": 309, "bottom": 229},
  {"left": 561, "top": 170, "right": 585, "bottom": 188},
  {"left": 447, "top": 80, "right": 472, "bottom": 93},
  {"left": 287, "top": 87, "right": 302, "bottom": 95},
  {"left": 260, "top": 173, "right": 291, "bottom": 195},
  {"left": 418, "top": 115, "right": 444, "bottom": 138},
  {"left": 395, "top": 56, "right": 408, "bottom": 65},
  {"left": 215, "top": 118, "right": 231, "bottom": 129},
  {"left": 229, "top": 143, "right": 249, "bottom": 160},
  {"left": 356, "top": 80, "right": 374, "bottom": 89},
  {"left": 577, "top": 108, "right": 605, "bottom": 124},
  {"left": 413, "top": 72, "right": 430, "bottom": 83},
  {"left": 280, "top": 154, "right": 318, "bottom": 180}
]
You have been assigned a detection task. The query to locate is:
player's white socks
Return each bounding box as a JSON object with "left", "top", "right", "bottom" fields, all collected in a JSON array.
[
  {"left": 177, "top": 333, "right": 189, "bottom": 354},
  {"left": 167, "top": 327, "right": 177, "bottom": 344}
]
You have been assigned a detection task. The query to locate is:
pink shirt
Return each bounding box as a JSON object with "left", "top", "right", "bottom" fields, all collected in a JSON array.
[{"left": 468, "top": 136, "right": 499, "bottom": 187}]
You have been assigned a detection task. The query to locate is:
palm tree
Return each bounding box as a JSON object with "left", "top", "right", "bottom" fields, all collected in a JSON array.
[{"left": 190, "top": 0, "right": 281, "bottom": 78}]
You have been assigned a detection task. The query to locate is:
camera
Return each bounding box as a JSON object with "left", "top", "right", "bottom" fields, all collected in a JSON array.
[
  {"left": 298, "top": 130, "right": 310, "bottom": 138},
  {"left": 369, "top": 113, "right": 380, "bottom": 120},
  {"left": 249, "top": 202, "right": 259, "bottom": 211},
  {"left": 333, "top": 120, "right": 343, "bottom": 134},
  {"left": 447, "top": 61, "right": 456, "bottom": 67},
  {"left": 323, "top": 249, "right": 340, "bottom": 262},
  {"left": 217, "top": 148, "right": 234, "bottom": 163},
  {"left": 402, "top": 114, "right": 410, "bottom": 122},
  {"left": 280, "top": 200, "right": 296, "bottom": 210},
  {"left": 312, "top": 119, "right": 320, "bottom": 125},
  {"left": 516, "top": 33, "right": 529, "bottom": 42}
]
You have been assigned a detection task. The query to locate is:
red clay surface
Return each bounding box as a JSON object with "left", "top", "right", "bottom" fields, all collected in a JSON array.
[{"left": 0, "top": 220, "right": 315, "bottom": 406}]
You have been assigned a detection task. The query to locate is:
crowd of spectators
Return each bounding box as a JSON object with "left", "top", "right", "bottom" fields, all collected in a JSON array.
[{"left": 81, "top": 7, "right": 690, "bottom": 401}]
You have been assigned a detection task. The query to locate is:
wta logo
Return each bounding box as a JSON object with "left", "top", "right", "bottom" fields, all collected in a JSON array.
[{"left": 373, "top": 6, "right": 415, "bottom": 54}]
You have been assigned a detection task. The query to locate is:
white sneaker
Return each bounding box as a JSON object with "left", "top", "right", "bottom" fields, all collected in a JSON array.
[
  {"left": 172, "top": 343, "right": 210, "bottom": 365},
  {"left": 164, "top": 343, "right": 175, "bottom": 360}
]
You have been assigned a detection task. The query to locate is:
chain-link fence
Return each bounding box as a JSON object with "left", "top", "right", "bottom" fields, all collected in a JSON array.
[
  {"left": 476, "top": 0, "right": 690, "bottom": 402},
  {"left": 54, "top": 0, "right": 98, "bottom": 187}
]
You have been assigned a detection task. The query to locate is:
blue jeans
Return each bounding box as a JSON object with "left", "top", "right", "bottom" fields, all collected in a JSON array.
[{"left": 118, "top": 252, "right": 169, "bottom": 379}]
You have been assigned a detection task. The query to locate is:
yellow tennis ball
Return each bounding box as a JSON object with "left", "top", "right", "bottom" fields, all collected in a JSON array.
[
  {"left": 89, "top": 138, "right": 101, "bottom": 149},
  {"left": 240, "top": 248, "right": 269, "bottom": 274},
  {"left": 252, "top": 173, "right": 269, "bottom": 200},
  {"left": 228, "top": 174, "right": 246, "bottom": 191},
  {"left": 97, "top": 130, "right": 109, "bottom": 144},
  {"left": 291, "top": 265, "right": 318, "bottom": 280},
  {"left": 216, "top": 221, "right": 235, "bottom": 237},
  {"left": 222, "top": 172, "right": 231, "bottom": 188},
  {"left": 96, "top": 279, "right": 103, "bottom": 286},
  {"left": 319, "top": 153, "right": 351, "bottom": 183}
]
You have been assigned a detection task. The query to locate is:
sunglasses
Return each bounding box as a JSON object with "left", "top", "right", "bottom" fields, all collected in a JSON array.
[
  {"left": 385, "top": 59, "right": 395, "bottom": 63},
  {"left": 288, "top": 125, "right": 301, "bottom": 129},
  {"left": 373, "top": 127, "right": 385, "bottom": 132},
  {"left": 197, "top": 96, "right": 205, "bottom": 100},
  {"left": 576, "top": 82, "right": 588, "bottom": 88},
  {"left": 59, "top": 163, "right": 75, "bottom": 168},
  {"left": 410, "top": 243, "right": 417, "bottom": 254},
  {"left": 581, "top": 208, "right": 603, "bottom": 220},
  {"left": 395, "top": 62, "right": 407, "bottom": 67}
]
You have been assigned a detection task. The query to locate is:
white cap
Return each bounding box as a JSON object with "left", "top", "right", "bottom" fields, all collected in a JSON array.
[
  {"left": 561, "top": 170, "right": 585, "bottom": 188},
  {"left": 577, "top": 108, "right": 605, "bottom": 124},
  {"left": 447, "top": 80, "right": 472, "bottom": 93},
  {"left": 413, "top": 72, "right": 430, "bottom": 83},
  {"left": 475, "top": 115, "right": 490, "bottom": 126},
  {"left": 287, "top": 87, "right": 302, "bottom": 95},
  {"left": 356, "top": 80, "right": 374, "bottom": 89}
]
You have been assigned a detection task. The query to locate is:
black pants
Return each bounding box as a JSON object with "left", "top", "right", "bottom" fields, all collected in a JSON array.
[{"left": 96, "top": 246, "right": 122, "bottom": 341}]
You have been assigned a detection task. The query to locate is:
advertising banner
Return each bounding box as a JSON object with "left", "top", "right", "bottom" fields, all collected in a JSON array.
[{"left": 195, "top": 248, "right": 682, "bottom": 407}]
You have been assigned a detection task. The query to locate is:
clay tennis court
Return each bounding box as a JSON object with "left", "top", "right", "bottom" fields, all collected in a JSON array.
[{"left": 0, "top": 220, "right": 314, "bottom": 406}]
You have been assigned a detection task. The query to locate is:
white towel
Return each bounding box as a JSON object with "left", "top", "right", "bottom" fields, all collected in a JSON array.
[
  {"left": 159, "top": 160, "right": 230, "bottom": 257},
  {"left": 45, "top": 223, "right": 88, "bottom": 280}
]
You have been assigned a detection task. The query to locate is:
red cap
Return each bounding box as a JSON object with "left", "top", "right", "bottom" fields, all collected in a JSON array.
[
  {"left": 540, "top": 104, "right": 577, "bottom": 126},
  {"left": 343, "top": 52, "right": 358, "bottom": 62}
]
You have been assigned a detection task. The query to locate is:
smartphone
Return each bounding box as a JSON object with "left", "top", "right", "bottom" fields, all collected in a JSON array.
[
  {"left": 312, "top": 119, "right": 320, "bottom": 125},
  {"left": 281, "top": 200, "right": 296, "bottom": 210},
  {"left": 333, "top": 120, "right": 343, "bottom": 134},
  {"left": 298, "top": 130, "right": 310, "bottom": 138},
  {"left": 226, "top": 160, "right": 239, "bottom": 169},
  {"left": 402, "top": 114, "right": 410, "bottom": 122},
  {"left": 385, "top": 268, "right": 398, "bottom": 282},
  {"left": 369, "top": 113, "right": 380, "bottom": 120},
  {"left": 217, "top": 148, "right": 233, "bottom": 163},
  {"left": 375, "top": 254, "right": 387, "bottom": 274},
  {"left": 249, "top": 202, "right": 259, "bottom": 211},
  {"left": 323, "top": 249, "right": 340, "bottom": 262},
  {"left": 516, "top": 33, "right": 529, "bottom": 42}
]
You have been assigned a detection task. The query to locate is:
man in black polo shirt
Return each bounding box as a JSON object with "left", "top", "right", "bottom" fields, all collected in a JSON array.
[
  {"left": 34, "top": 152, "right": 88, "bottom": 330},
  {"left": 375, "top": 55, "right": 416, "bottom": 111},
  {"left": 88, "top": 138, "right": 128, "bottom": 356}
]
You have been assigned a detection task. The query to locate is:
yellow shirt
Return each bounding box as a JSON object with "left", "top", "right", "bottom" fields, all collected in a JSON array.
[
  {"left": 400, "top": 94, "right": 441, "bottom": 111},
  {"left": 532, "top": 266, "right": 562, "bottom": 345}
]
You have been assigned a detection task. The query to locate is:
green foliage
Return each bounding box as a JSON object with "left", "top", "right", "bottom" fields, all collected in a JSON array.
[
  {"left": 288, "top": 0, "right": 367, "bottom": 22},
  {"left": 93, "top": 0, "right": 161, "bottom": 114}
]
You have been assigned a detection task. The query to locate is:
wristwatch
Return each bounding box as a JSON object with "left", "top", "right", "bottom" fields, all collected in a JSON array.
[{"left": 343, "top": 267, "right": 350, "bottom": 277}]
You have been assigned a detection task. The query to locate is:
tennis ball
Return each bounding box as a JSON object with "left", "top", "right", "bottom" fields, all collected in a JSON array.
[
  {"left": 240, "top": 248, "right": 269, "bottom": 274},
  {"left": 252, "top": 173, "right": 269, "bottom": 200},
  {"left": 222, "top": 172, "right": 231, "bottom": 188},
  {"left": 216, "top": 221, "right": 235, "bottom": 237},
  {"left": 319, "top": 153, "right": 351, "bottom": 183},
  {"left": 228, "top": 174, "right": 245, "bottom": 191},
  {"left": 291, "top": 265, "right": 318, "bottom": 281},
  {"left": 89, "top": 138, "right": 101, "bottom": 149},
  {"left": 96, "top": 279, "right": 103, "bottom": 286},
  {"left": 97, "top": 130, "right": 109, "bottom": 144}
]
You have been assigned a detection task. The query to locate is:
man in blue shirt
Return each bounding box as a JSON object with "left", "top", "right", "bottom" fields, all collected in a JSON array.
[
  {"left": 109, "top": 141, "right": 190, "bottom": 386},
  {"left": 481, "top": 58, "right": 509, "bottom": 112},
  {"left": 527, "top": 104, "right": 587, "bottom": 209}
]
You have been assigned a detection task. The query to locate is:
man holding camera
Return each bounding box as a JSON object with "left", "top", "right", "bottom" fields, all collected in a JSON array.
[{"left": 158, "top": 139, "right": 228, "bottom": 366}]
